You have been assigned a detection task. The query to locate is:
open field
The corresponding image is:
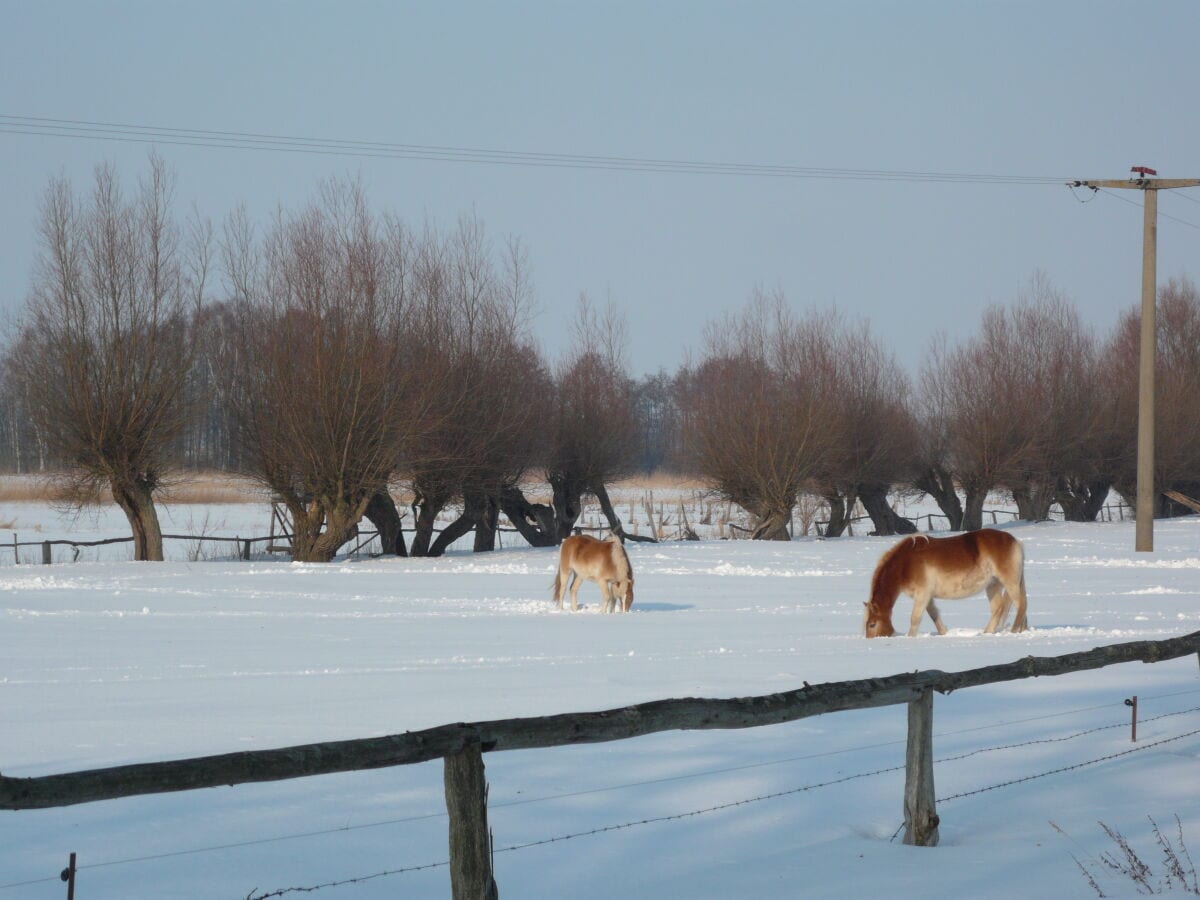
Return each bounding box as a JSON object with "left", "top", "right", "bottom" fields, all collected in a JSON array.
[{"left": 1, "top": 508, "right": 1198, "bottom": 898}]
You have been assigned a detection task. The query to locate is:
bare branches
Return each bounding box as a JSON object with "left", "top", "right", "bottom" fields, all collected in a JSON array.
[
  {"left": 5, "top": 156, "right": 207, "bottom": 559},
  {"left": 679, "top": 291, "right": 841, "bottom": 539},
  {"left": 224, "top": 178, "right": 433, "bottom": 561}
]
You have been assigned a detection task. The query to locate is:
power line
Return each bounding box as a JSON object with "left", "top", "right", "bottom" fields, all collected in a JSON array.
[
  {"left": 0, "top": 113, "right": 1068, "bottom": 185},
  {"left": 1097, "top": 187, "right": 1200, "bottom": 231},
  {"left": 1166, "top": 188, "right": 1200, "bottom": 207}
]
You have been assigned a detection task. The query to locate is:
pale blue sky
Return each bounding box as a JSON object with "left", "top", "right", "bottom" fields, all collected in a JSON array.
[{"left": 3, "top": 1, "right": 1199, "bottom": 375}]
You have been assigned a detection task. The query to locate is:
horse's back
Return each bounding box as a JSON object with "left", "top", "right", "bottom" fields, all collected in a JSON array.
[
  {"left": 900, "top": 529, "right": 1023, "bottom": 591},
  {"left": 560, "top": 534, "right": 612, "bottom": 572}
]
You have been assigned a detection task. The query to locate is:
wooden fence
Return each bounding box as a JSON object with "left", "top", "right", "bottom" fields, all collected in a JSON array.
[
  {"left": 3, "top": 631, "right": 1198, "bottom": 897},
  {"left": 3, "top": 530, "right": 379, "bottom": 564},
  {"left": 813, "top": 503, "right": 1133, "bottom": 537}
]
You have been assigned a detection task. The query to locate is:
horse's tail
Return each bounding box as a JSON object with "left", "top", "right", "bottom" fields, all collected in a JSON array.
[{"left": 551, "top": 565, "right": 564, "bottom": 603}]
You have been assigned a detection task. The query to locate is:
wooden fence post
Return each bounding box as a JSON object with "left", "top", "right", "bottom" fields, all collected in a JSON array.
[
  {"left": 444, "top": 741, "right": 499, "bottom": 900},
  {"left": 903, "top": 688, "right": 939, "bottom": 847},
  {"left": 60, "top": 851, "right": 76, "bottom": 899},
  {"left": 242, "top": 539, "right": 251, "bottom": 561},
  {"left": 42, "top": 541, "right": 52, "bottom": 565}
]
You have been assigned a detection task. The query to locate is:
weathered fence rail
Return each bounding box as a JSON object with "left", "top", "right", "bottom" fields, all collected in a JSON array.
[
  {"left": 813, "top": 503, "right": 1133, "bottom": 536},
  {"left": 3, "top": 631, "right": 1199, "bottom": 895},
  {"left": 4, "top": 523, "right": 507, "bottom": 564}
]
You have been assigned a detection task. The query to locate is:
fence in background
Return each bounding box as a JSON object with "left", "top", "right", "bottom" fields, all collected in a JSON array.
[
  {"left": 812, "top": 503, "right": 1134, "bottom": 538},
  {"left": 3, "top": 631, "right": 1198, "bottom": 898}
]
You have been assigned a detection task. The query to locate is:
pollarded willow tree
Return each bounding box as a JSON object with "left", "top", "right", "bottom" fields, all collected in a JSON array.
[
  {"left": 405, "top": 220, "right": 547, "bottom": 557},
  {"left": 817, "top": 320, "right": 920, "bottom": 537},
  {"left": 5, "top": 157, "right": 209, "bottom": 560},
  {"left": 222, "top": 180, "right": 437, "bottom": 562},
  {"left": 1107, "top": 276, "right": 1200, "bottom": 516},
  {"left": 677, "top": 291, "right": 842, "bottom": 540},
  {"left": 921, "top": 275, "right": 1113, "bottom": 529},
  {"left": 499, "top": 295, "right": 640, "bottom": 545}
]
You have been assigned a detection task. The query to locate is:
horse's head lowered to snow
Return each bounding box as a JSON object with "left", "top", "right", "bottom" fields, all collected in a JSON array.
[
  {"left": 552, "top": 532, "right": 636, "bottom": 613},
  {"left": 863, "top": 530, "right": 1028, "bottom": 639}
]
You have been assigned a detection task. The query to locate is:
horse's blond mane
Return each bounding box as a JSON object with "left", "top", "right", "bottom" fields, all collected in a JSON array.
[
  {"left": 869, "top": 535, "right": 926, "bottom": 599},
  {"left": 610, "top": 535, "right": 632, "bottom": 581}
]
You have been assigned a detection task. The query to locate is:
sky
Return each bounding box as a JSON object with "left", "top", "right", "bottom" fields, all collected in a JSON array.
[{"left": 3, "top": 1, "right": 1200, "bottom": 377}]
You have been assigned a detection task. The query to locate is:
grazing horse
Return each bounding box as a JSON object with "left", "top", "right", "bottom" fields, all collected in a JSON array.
[
  {"left": 863, "top": 529, "right": 1028, "bottom": 638},
  {"left": 552, "top": 533, "right": 635, "bottom": 613}
]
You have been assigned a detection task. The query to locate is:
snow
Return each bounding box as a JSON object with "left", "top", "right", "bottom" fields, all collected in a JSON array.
[{"left": 2, "top": 509, "right": 1200, "bottom": 898}]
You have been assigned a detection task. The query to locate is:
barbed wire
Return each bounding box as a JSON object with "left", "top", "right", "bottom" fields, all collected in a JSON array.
[
  {"left": 938, "top": 724, "right": 1200, "bottom": 804},
  {"left": 243, "top": 710, "right": 1200, "bottom": 898},
  {"left": 4, "top": 695, "right": 1198, "bottom": 893},
  {"left": 244, "top": 858, "right": 449, "bottom": 899}
]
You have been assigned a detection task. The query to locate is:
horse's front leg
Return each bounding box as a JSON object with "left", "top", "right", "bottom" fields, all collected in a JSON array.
[
  {"left": 926, "top": 600, "right": 949, "bottom": 635},
  {"left": 907, "top": 592, "right": 932, "bottom": 636}
]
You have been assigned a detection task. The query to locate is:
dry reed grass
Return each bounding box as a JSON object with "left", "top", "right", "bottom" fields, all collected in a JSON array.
[
  {"left": 0, "top": 472, "right": 702, "bottom": 508},
  {"left": 0, "top": 472, "right": 267, "bottom": 505}
]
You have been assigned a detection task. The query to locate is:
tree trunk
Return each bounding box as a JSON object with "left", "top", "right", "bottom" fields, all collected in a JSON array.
[
  {"left": 364, "top": 489, "right": 407, "bottom": 556},
  {"left": 1011, "top": 482, "right": 1055, "bottom": 521},
  {"left": 750, "top": 509, "right": 792, "bottom": 540},
  {"left": 111, "top": 477, "right": 165, "bottom": 561},
  {"left": 549, "top": 472, "right": 585, "bottom": 542},
  {"left": 740, "top": 494, "right": 793, "bottom": 541},
  {"left": 1055, "top": 478, "right": 1112, "bottom": 522},
  {"left": 410, "top": 490, "right": 448, "bottom": 557},
  {"left": 590, "top": 480, "right": 626, "bottom": 537},
  {"left": 858, "top": 484, "right": 917, "bottom": 536},
  {"left": 589, "top": 480, "right": 657, "bottom": 543},
  {"left": 429, "top": 493, "right": 493, "bottom": 557},
  {"left": 429, "top": 511, "right": 475, "bottom": 557},
  {"left": 306, "top": 507, "right": 360, "bottom": 562},
  {"left": 497, "top": 485, "right": 557, "bottom": 548},
  {"left": 290, "top": 495, "right": 368, "bottom": 563},
  {"left": 473, "top": 495, "right": 499, "bottom": 552},
  {"left": 823, "top": 493, "right": 849, "bottom": 538},
  {"left": 286, "top": 498, "right": 325, "bottom": 562},
  {"left": 912, "top": 466, "right": 963, "bottom": 531},
  {"left": 961, "top": 484, "right": 987, "bottom": 532}
]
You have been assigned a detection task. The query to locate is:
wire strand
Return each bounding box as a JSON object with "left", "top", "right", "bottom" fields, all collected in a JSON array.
[
  {"left": 1097, "top": 188, "right": 1200, "bottom": 231},
  {"left": 4, "top": 694, "right": 1197, "bottom": 891},
  {"left": 0, "top": 114, "right": 1068, "bottom": 185}
]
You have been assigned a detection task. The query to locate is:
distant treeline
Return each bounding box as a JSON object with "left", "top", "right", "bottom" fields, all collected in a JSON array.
[{"left": 1, "top": 160, "right": 1197, "bottom": 559}]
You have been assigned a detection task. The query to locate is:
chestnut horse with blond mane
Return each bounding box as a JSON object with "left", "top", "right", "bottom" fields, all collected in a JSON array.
[
  {"left": 863, "top": 529, "right": 1028, "bottom": 638},
  {"left": 553, "top": 533, "right": 635, "bottom": 613}
]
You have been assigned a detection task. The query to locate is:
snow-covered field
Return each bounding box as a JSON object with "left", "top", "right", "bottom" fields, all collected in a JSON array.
[{"left": 2, "top": 504, "right": 1199, "bottom": 898}]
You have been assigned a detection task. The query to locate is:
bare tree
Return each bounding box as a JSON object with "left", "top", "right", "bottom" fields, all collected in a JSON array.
[
  {"left": 921, "top": 313, "right": 1033, "bottom": 532},
  {"left": 406, "top": 221, "right": 546, "bottom": 557},
  {"left": 677, "top": 292, "right": 841, "bottom": 540},
  {"left": 988, "top": 278, "right": 1109, "bottom": 521},
  {"left": 223, "top": 180, "right": 433, "bottom": 562},
  {"left": 5, "top": 158, "right": 208, "bottom": 559},
  {"left": 919, "top": 275, "right": 1111, "bottom": 528},
  {"left": 499, "top": 295, "right": 639, "bottom": 545},
  {"left": 911, "top": 358, "right": 966, "bottom": 530},
  {"left": 819, "top": 321, "right": 919, "bottom": 536},
  {"left": 1106, "top": 276, "right": 1200, "bottom": 516}
]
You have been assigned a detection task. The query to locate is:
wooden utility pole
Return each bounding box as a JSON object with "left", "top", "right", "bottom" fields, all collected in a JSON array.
[{"left": 1072, "top": 170, "right": 1200, "bottom": 551}]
